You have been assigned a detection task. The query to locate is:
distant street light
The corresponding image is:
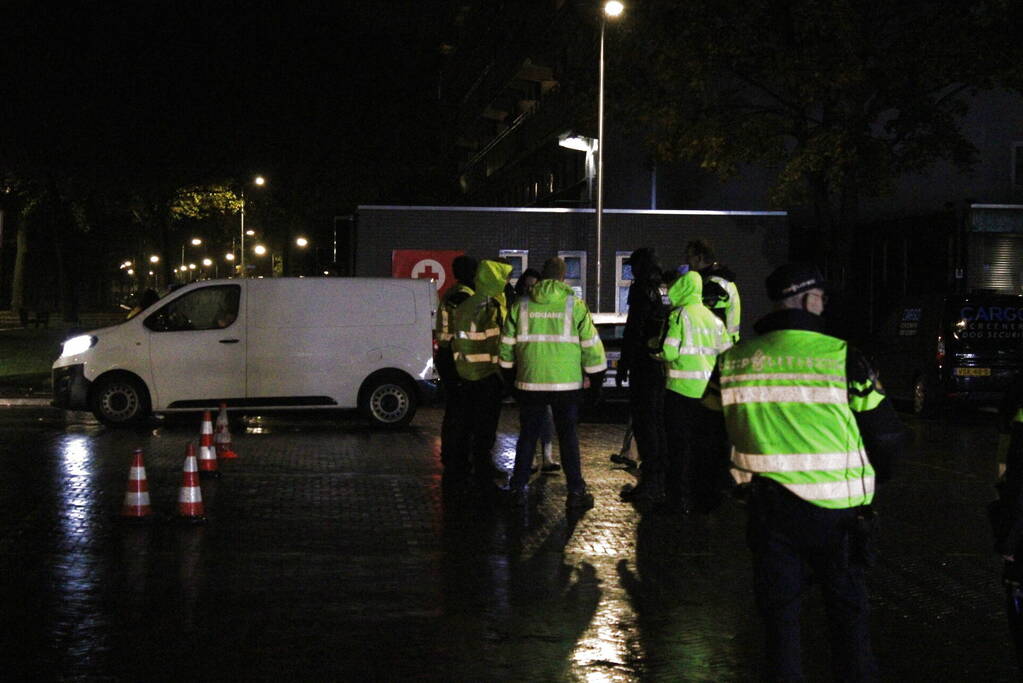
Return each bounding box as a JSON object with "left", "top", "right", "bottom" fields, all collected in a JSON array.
[
  {"left": 240, "top": 175, "right": 267, "bottom": 277},
  {"left": 295, "top": 237, "right": 308, "bottom": 248},
  {"left": 202, "top": 258, "right": 213, "bottom": 267},
  {"left": 225, "top": 253, "right": 235, "bottom": 261},
  {"left": 595, "top": 0, "right": 624, "bottom": 312},
  {"left": 191, "top": 237, "right": 202, "bottom": 246},
  {"left": 149, "top": 255, "right": 160, "bottom": 264},
  {"left": 253, "top": 244, "right": 267, "bottom": 256}
]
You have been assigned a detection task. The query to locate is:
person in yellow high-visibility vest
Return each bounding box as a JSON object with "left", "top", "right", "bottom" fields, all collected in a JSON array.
[
  {"left": 499, "top": 257, "right": 606, "bottom": 510},
  {"left": 451, "top": 259, "right": 513, "bottom": 497}
]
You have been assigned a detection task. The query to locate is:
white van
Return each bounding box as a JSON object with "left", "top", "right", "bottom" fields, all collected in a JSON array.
[{"left": 52, "top": 277, "right": 438, "bottom": 427}]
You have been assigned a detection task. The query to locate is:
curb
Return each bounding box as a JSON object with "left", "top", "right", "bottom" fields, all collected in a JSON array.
[{"left": 0, "top": 397, "right": 53, "bottom": 407}]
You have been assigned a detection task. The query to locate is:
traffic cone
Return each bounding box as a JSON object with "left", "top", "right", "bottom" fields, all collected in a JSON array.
[
  {"left": 120, "top": 448, "right": 154, "bottom": 521},
  {"left": 177, "top": 444, "right": 207, "bottom": 523},
  {"left": 214, "top": 402, "right": 238, "bottom": 459},
  {"left": 197, "top": 411, "right": 220, "bottom": 477}
]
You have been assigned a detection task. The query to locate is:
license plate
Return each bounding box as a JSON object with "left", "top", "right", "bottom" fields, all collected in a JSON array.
[{"left": 954, "top": 367, "right": 991, "bottom": 377}]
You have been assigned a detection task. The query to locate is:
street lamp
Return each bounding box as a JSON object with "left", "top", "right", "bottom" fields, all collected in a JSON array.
[
  {"left": 595, "top": 0, "right": 624, "bottom": 312},
  {"left": 240, "top": 175, "right": 267, "bottom": 277},
  {"left": 295, "top": 237, "right": 308, "bottom": 248}
]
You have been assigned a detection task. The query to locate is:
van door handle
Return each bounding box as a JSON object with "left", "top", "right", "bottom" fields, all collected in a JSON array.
[{"left": 219, "top": 339, "right": 240, "bottom": 344}]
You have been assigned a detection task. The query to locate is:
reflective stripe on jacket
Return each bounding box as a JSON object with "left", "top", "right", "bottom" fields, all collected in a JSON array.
[
  {"left": 707, "top": 275, "right": 741, "bottom": 342},
  {"left": 720, "top": 328, "right": 876, "bottom": 509},
  {"left": 453, "top": 260, "right": 512, "bottom": 381},
  {"left": 660, "top": 271, "right": 730, "bottom": 398},
  {"left": 498, "top": 279, "right": 606, "bottom": 391},
  {"left": 434, "top": 283, "right": 473, "bottom": 348}
]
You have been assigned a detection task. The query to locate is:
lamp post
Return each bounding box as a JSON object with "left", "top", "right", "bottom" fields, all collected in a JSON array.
[
  {"left": 595, "top": 0, "right": 623, "bottom": 312},
  {"left": 240, "top": 175, "right": 266, "bottom": 277}
]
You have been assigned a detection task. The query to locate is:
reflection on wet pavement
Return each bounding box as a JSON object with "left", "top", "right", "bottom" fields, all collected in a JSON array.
[{"left": 0, "top": 406, "right": 1018, "bottom": 679}]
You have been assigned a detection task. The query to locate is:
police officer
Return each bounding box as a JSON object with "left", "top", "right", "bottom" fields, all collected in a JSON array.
[
  {"left": 686, "top": 238, "right": 741, "bottom": 343},
  {"left": 618, "top": 248, "right": 670, "bottom": 503},
  {"left": 435, "top": 255, "right": 477, "bottom": 487},
  {"left": 500, "top": 257, "right": 606, "bottom": 510},
  {"left": 451, "top": 259, "right": 513, "bottom": 497},
  {"left": 711, "top": 264, "right": 905, "bottom": 681},
  {"left": 659, "top": 268, "right": 730, "bottom": 513}
]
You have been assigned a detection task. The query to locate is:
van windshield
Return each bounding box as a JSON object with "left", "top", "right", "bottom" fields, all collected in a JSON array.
[{"left": 946, "top": 296, "right": 1023, "bottom": 353}]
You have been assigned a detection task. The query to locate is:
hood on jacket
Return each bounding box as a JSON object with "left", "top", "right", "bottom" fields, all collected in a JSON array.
[
  {"left": 668, "top": 270, "right": 703, "bottom": 307},
  {"left": 452, "top": 255, "right": 478, "bottom": 288},
  {"left": 629, "top": 247, "right": 661, "bottom": 284},
  {"left": 530, "top": 278, "right": 574, "bottom": 306},
  {"left": 474, "top": 260, "right": 513, "bottom": 298}
]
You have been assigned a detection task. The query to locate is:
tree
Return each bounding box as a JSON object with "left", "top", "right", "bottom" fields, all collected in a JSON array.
[{"left": 617, "top": 0, "right": 1019, "bottom": 284}]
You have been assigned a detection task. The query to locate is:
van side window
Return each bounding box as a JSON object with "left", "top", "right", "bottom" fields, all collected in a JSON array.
[{"left": 144, "top": 285, "right": 241, "bottom": 332}]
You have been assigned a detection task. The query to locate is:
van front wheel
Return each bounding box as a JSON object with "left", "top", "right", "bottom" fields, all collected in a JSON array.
[
  {"left": 360, "top": 374, "right": 417, "bottom": 427},
  {"left": 91, "top": 374, "right": 151, "bottom": 426}
]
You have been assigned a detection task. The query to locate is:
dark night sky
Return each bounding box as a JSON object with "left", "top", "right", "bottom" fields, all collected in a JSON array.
[{"left": 1, "top": 1, "right": 447, "bottom": 191}]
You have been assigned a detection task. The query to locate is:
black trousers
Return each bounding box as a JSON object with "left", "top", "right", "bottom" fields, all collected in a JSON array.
[
  {"left": 629, "top": 359, "right": 666, "bottom": 474},
  {"left": 748, "top": 478, "right": 877, "bottom": 682},
  {"left": 451, "top": 373, "right": 504, "bottom": 488},
  {"left": 663, "top": 390, "right": 702, "bottom": 503},
  {"left": 436, "top": 348, "right": 463, "bottom": 473}
]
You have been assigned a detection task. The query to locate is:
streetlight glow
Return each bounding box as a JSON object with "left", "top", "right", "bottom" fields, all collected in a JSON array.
[
  {"left": 296, "top": 237, "right": 308, "bottom": 247},
  {"left": 604, "top": 0, "right": 624, "bottom": 17},
  {"left": 594, "top": 0, "right": 624, "bottom": 312},
  {"left": 254, "top": 244, "right": 267, "bottom": 256},
  {"left": 240, "top": 175, "right": 267, "bottom": 277},
  {"left": 191, "top": 238, "right": 202, "bottom": 246},
  {"left": 202, "top": 258, "right": 213, "bottom": 267},
  {"left": 225, "top": 253, "right": 235, "bottom": 261},
  {"left": 188, "top": 263, "right": 196, "bottom": 270},
  {"left": 149, "top": 255, "right": 160, "bottom": 264}
]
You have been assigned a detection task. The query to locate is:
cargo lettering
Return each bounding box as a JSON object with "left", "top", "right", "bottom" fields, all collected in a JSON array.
[{"left": 960, "top": 306, "right": 1023, "bottom": 322}]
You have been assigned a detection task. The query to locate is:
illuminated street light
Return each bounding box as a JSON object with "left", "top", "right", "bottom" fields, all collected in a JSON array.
[
  {"left": 594, "top": 0, "right": 625, "bottom": 312},
  {"left": 126, "top": 269, "right": 134, "bottom": 276},
  {"left": 149, "top": 255, "right": 160, "bottom": 264},
  {"left": 191, "top": 237, "right": 202, "bottom": 246},
  {"left": 295, "top": 237, "right": 308, "bottom": 247},
  {"left": 188, "top": 263, "right": 196, "bottom": 270},
  {"left": 179, "top": 265, "right": 187, "bottom": 272},
  {"left": 225, "top": 253, "right": 235, "bottom": 261},
  {"left": 202, "top": 258, "right": 213, "bottom": 267},
  {"left": 254, "top": 244, "right": 267, "bottom": 256},
  {"left": 240, "top": 175, "right": 267, "bottom": 277},
  {"left": 246, "top": 229, "right": 255, "bottom": 236}
]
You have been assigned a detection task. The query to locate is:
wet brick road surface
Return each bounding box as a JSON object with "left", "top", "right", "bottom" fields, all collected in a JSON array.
[{"left": 0, "top": 405, "right": 1017, "bottom": 680}]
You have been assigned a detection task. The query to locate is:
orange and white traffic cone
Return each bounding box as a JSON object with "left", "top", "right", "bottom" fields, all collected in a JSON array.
[
  {"left": 198, "top": 410, "right": 220, "bottom": 477},
  {"left": 120, "top": 448, "right": 154, "bottom": 521},
  {"left": 214, "top": 402, "right": 238, "bottom": 459},
  {"left": 177, "top": 443, "right": 207, "bottom": 524}
]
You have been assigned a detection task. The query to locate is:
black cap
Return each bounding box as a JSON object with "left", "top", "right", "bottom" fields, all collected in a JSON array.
[{"left": 765, "top": 263, "right": 825, "bottom": 301}]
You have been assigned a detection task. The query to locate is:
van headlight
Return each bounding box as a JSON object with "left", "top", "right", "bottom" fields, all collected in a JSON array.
[{"left": 60, "top": 335, "right": 97, "bottom": 358}]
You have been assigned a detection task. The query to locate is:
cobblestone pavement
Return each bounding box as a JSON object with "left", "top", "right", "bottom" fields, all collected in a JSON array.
[{"left": 0, "top": 405, "right": 1016, "bottom": 680}]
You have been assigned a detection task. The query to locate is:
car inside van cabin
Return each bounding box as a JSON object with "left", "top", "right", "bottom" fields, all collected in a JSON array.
[
  {"left": 869, "top": 291, "right": 1023, "bottom": 414},
  {"left": 52, "top": 277, "right": 438, "bottom": 427}
]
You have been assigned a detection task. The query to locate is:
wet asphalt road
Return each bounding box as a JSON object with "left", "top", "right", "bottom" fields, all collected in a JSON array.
[{"left": 0, "top": 404, "right": 1017, "bottom": 681}]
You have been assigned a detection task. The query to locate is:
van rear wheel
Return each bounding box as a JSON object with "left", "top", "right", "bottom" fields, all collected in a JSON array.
[
  {"left": 91, "top": 374, "right": 151, "bottom": 426},
  {"left": 360, "top": 374, "right": 417, "bottom": 427}
]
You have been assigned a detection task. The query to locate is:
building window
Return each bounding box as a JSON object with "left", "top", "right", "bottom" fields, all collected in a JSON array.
[
  {"left": 499, "top": 249, "right": 528, "bottom": 285},
  {"left": 615, "top": 251, "right": 633, "bottom": 313},
  {"left": 558, "top": 250, "right": 586, "bottom": 300}
]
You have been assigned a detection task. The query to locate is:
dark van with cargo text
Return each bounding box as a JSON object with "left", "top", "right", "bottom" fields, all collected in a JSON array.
[{"left": 869, "top": 292, "right": 1023, "bottom": 414}]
